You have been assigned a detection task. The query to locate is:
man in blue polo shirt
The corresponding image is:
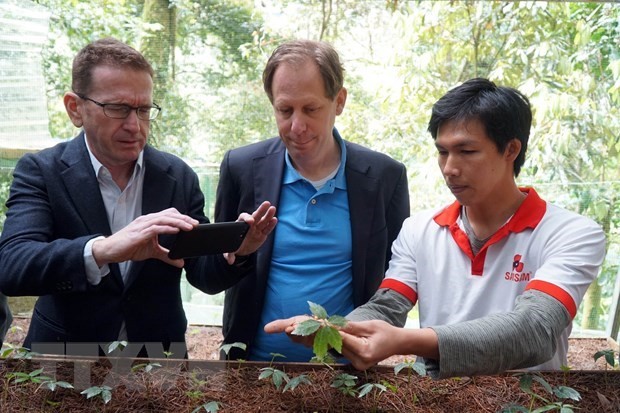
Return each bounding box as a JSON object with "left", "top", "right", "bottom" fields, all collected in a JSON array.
[
  {"left": 251, "top": 129, "right": 355, "bottom": 361},
  {"left": 206, "top": 39, "right": 410, "bottom": 361}
]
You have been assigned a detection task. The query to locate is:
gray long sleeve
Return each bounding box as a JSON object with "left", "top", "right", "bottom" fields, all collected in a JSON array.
[
  {"left": 427, "top": 290, "right": 570, "bottom": 379},
  {"left": 346, "top": 288, "right": 412, "bottom": 326}
]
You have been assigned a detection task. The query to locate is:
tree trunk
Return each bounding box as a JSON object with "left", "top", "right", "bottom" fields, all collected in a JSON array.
[
  {"left": 139, "top": 0, "right": 176, "bottom": 148},
  {"left": 581, "top": 194, "right": 615, "bottom": 331},
  {"left": 581, "top": 281, "right": 602, "bottom": 330},
  {"left": 140, "top": 0, "right": 175, "bottom": 98}
]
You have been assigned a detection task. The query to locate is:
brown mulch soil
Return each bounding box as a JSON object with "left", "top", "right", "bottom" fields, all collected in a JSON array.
[
  {"left": 5, "top": 316, "right": 617, "bottom": 369},
  {"left": 2, "top": 316, "right": 619, "bottom": 412}
]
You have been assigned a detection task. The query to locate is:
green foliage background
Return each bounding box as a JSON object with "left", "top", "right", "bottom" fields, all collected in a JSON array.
[{"left": 8, "top": 0, "right": 620, "bottom": 333}]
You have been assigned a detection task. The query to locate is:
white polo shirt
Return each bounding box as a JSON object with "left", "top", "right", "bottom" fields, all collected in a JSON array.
[{"left": 381, "top": 188, "right": 606, "bottom": 368}]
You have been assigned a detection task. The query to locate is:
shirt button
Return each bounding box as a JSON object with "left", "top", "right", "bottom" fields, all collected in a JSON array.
[{"left": 311, "top": 199, "right": 317, "bottom": 205}]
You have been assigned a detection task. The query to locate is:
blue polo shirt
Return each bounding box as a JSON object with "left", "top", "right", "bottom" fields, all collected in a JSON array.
[{"left": 250, "top": 133, "right": 354, "bottom": 362}]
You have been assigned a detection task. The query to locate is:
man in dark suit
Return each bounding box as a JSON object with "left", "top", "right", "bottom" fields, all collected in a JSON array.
[
  {"left": 0, "top": 38, "right": 276, "bottom": 358},
  {"left": 206, "top": 39, "right": 410, "bottom": 361}
]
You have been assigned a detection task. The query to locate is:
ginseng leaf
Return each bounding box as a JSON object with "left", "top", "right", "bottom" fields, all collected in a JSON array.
[
  {"left": 323, "top": 325, "right": 343, "bottom": 353},
  {"left": 594, "top": 349, "right": 616, "bottom": 367},
  {"left": 283, "top": 374, "right": 311, "bottom": 393},
  {"left": 328, "top": 315, "right": 348, "bottom": 328},
  {"left": 220, "top": 342, "right": 247, "bottom": 356},
  {"left": 292, "top": 319, "right": 322, "bottom": 336},
  {"left": 313, "top": 325, "right": 343, "bottom": 357},
  {"left": 308, "top": 301, "right": 328, "bottom": 319},
  {"left": 553, "top": 386, "right": 581, "bottom": 401},
  {"left": 313, "top": 327, "right": 330, "bottom": 359}
]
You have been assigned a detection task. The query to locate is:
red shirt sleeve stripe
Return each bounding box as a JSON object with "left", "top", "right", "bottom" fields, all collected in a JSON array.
[
  {"left": 525, "top": 279, "right": 578, "bottom": 319},
  {"left": 379, "top": 279, "right": 418, "bottom": 305}
]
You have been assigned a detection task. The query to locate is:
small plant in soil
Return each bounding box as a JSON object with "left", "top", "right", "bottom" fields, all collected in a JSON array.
[
  {"left": 357, "top": 380, "right": 389, "bottom": 413},
  {"left": 185, "top": 371, "right": 221, "bottom": 411},
  {"left": 7, "top": 367, "right": 51, "bottom": 386},
  {"left": 192, "top": 400, "right": 221, "bottom": 412},
  {"left": 292, "top": 301, "right": 348, "bottom": 363},
  {"left": 258, "top": 352, "right": 290, "bottom": 390},
  {"left": 107, "top": 340, "right": 128, "bottom": 354},
  {"left": 80, "top": 385, "right": 113, "bottom": 405},
  {"left": 331, "top": 372, "right": 358, "bottom": 396},
  {"left": 220, "top": 341, "right": 247, "bottom": 368},
  {"left": 7, "top": 367, "right": 73, "bottom": 391},
  {"left": 594, "top": 349, "right": 619, "bottom": 370},
  {"left": 257, "top": 352, "right": 313, "bottom": 393},
  {"left": 131, "top": 361, "right": 162, "bottom": 373},
  {"left": 220, "top": 342, "right": 247, "bottom": 359},
  {"left": 282, "top": 373, "right": 312, "bottom": 393},
  {"left": 392, "top": 360, "right": 424, "bottom": 406},
  {"left": 1, "top": 346, "right": 39, "bottom": 359},
  {"left": 394, "top": 358, "right": 426, "bottom": 380},
  {"left": 357, "top": 381, "right": 388, "bottom": 399},
  {"left": 500, "top": 372, "right": 581, "bottom": 413}
]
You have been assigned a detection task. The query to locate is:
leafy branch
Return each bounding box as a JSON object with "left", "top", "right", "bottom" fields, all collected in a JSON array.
[{"left": 292, "top": 301, "right": 348, "bottom": 363}]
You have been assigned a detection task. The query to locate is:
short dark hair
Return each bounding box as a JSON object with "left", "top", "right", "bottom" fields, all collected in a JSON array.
[
  {"left": 72, "top": 38, "right": 154, "bottom": 95},
  {"left": 262, "top": 39, "right": 344, "bottom": 103},
  {"left": 428, "top": 78, "right": 532, "bottom": 177}
]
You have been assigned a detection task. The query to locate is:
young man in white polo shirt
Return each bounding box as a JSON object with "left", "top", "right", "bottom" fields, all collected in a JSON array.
[{"left": 265, "top": 78, "right": 606, "bottom": 379}]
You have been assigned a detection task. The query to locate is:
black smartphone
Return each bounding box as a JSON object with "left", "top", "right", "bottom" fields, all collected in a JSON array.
[{"left": 167, "top": 221, "right": 250, "bottom": 259}]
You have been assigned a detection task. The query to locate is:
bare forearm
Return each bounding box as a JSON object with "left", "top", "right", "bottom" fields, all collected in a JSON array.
[{"left": 395, "top": 327, "right": 439, "bottom": 360}]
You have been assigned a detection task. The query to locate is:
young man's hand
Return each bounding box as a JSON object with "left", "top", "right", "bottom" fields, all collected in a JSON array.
[{"left": 340, "top": 321, "right": 439, "bottom": 370}]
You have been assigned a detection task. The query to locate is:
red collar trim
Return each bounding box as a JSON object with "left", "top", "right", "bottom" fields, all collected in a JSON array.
[{"left": 433, "top": 187, "right": 546, "bottom": 233}]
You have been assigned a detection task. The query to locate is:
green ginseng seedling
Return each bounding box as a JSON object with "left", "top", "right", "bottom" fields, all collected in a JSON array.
[{"left": 292, "top": 301, "right": 348, "bottom": 363}]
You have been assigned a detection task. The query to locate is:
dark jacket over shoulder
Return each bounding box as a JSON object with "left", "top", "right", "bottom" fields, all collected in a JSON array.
[
  {"left": 0, "top": 293, "right": 11, "bottom": 348},
  {"left": 0, "top": 134, "right": 247, "bottom": 356},
  {"left": 211, "top": 136, "right": 410, "bottom": 359}
]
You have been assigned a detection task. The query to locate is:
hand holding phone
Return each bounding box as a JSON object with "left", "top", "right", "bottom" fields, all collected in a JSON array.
[{"left": 167, "top": 221, "right": 250, "bottom": 259}]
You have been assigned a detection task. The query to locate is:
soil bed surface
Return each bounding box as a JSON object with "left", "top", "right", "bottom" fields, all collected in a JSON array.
[
  {"left": 1, "top": 317, "right": 618, "bottom": 412},
  {"left": 4, "top": 316, "right": 615, "bottom": 369}
]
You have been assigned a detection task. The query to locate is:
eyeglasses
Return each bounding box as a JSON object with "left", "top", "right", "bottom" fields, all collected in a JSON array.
[{"left": 75, "top": 93, "right": 161, "bottom": 121}]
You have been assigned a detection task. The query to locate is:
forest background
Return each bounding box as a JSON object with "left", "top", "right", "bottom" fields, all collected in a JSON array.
[{"left": 1, "top": 0, "right": 619, "bottom": 339}]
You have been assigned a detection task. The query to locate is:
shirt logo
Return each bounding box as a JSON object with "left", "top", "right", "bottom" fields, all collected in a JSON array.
[
  {"left": 513, "top": 254, "right": 524, "bottom": 272},
  {"left": 505, "top": 254, "right": 531, "bottom": 282}
]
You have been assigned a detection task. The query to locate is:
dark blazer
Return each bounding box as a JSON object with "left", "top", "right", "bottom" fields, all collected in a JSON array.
[
  {"left": 0, "top": 293, "right": 11, "bottom": 349},
  {"left": 0, "top": 133, "right": 246, "bottom": 356},
  {"left": 209, "top": 135, "right": 410, "bottom": 359}
]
